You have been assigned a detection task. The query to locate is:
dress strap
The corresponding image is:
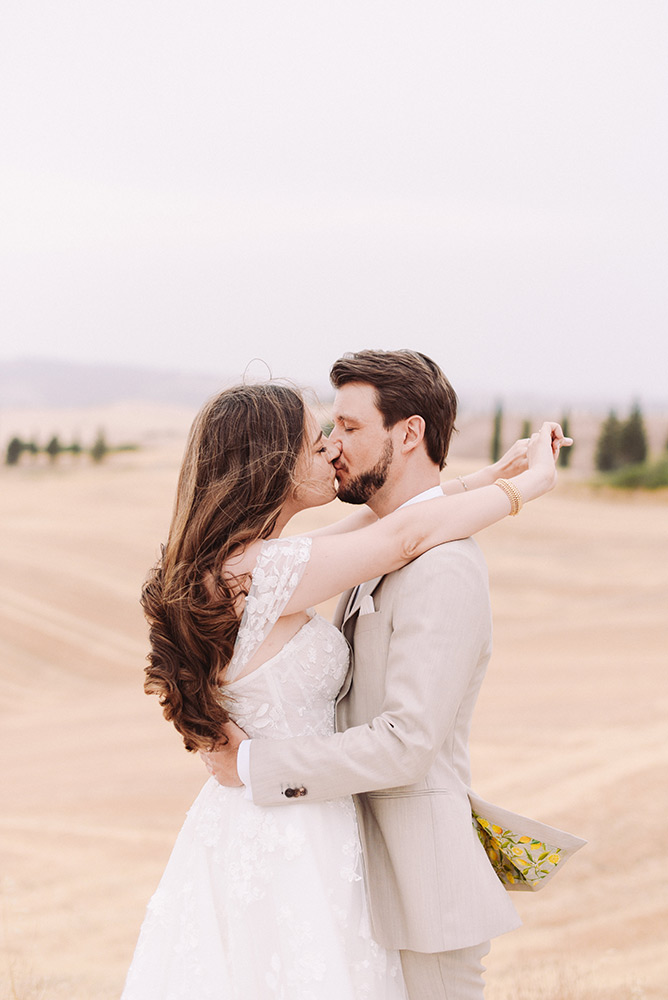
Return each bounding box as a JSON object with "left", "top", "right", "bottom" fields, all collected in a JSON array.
[{"left": 226, "top": 535, "right": 312, "bottom": 682}]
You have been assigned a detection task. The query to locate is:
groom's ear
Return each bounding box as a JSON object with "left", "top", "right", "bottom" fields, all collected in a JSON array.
[{"left": 400, "top": 415, "right": 426, "bottom": 454}]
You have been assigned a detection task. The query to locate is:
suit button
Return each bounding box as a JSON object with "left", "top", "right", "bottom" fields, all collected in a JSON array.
[
  {"left": 284, "top": 788, "right": 295, "bottom": 798},
  {"left": 296, "top": 787, "right": 307, "bottom": 797}
]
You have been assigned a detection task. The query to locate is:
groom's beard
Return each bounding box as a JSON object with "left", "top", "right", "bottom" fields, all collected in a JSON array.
[{"left": 336, "top": 439, "right": 394, "bottom": 505}]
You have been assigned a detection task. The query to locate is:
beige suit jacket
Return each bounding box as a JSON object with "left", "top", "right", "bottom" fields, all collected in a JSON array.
[{"left": 249, "top": 538, "right": 525, "bottom": 951}]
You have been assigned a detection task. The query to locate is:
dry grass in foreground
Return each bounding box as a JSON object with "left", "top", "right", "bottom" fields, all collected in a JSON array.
[{"left": 1, "top": 447, "right": 666, "bottom": 999}]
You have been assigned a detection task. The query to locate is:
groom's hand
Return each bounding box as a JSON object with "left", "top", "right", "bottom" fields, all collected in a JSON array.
[{"left": 200, "top": 718, "right": 248, "bottom": 787}]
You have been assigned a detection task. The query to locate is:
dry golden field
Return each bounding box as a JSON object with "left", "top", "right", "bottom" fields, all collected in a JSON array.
[{"left": 1, "top": 419, "right": 666, "bottom": 999}]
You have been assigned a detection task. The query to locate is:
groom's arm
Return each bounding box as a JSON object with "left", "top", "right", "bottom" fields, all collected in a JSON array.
[{"left": 245, "top": 540, "right": 491, "bottom": 806}]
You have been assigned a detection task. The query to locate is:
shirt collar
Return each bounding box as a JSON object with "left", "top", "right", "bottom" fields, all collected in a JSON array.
[{"left": 398, "top": 485, "right": 443, "bottom": 509}]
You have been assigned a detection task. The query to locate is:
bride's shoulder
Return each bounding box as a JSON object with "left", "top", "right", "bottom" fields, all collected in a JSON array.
[
  {"left": 222, "top": 535, "right": 311, "bottom": 580},
  {"left": 221, "top": 540, "right": 264, "bottom": 579}
]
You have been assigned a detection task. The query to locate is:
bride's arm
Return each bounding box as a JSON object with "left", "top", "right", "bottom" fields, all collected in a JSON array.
[
  {"left": 441, "top": 437, "right": 533, "bottom": 495},
  {"left": 301, "top": 435, "right": 559, "bottom": 538},
  {"left": 304, "top": 506, "right": 378, "bottom": 538},
  {"left": 277, "top": 421, "right": 563, "bottom": 614},
  {"left": 303, "top": 434, "right": 569, "bottom": 537}
]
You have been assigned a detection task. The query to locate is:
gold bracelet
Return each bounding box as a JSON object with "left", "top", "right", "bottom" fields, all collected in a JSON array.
[
  {"left": 494, "top": 478, "right": 523, "bottom": 516},
  {"left": 457, "top": 475, "right": 469, "bottom": 491}
]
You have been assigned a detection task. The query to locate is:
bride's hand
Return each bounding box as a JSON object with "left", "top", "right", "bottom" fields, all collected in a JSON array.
[
  {"left": 492, "top": 437, "right": 531, "bottom": 479},
  {"left": 548, "top": 422, "right": 573, "bottom": 460},
  {"left": 495, "top": 423, "right": 573, "bottom": 480},
  {"left": 525, "top": 421, "right": 572, "bottom": 494},
  {"left": 199, "top": 718, "right": 248, "bottom": 787}
]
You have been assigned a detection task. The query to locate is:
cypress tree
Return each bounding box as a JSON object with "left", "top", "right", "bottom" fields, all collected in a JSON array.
[
  {"left": 491, "top": 404, "right": 503, "bottom": 463},
  {"left": 90, "top": 430, "right": 109, "bottom": 463},
  {"left": 558, "top": 415, "right": 573, "bottom": 468},
  {"left": 45, "top": 435, "right": 62, "bottom": 462},
  {"left": 619, "top": 404, "right": 648, "bottom": 466},
  {"left": 595, "top": 412, "right": 622, "bottom": 472},
  {"left": 6, "top": 437, "right": 23, "bottom": 465}
]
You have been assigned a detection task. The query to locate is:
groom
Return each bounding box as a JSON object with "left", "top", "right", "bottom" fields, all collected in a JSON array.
[{"left": 209, "top": 350, "right": 550, "bottom": 998}]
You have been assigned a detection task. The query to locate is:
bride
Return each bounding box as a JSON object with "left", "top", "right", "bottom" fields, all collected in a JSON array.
[{"left": 121, "top": 379, "right": 563, "bottom": 1000}]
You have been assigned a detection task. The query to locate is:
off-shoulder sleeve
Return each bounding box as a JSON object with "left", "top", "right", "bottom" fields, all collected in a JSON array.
[{"left": 225, "top": 536, "right": 312, "bottom": 682}]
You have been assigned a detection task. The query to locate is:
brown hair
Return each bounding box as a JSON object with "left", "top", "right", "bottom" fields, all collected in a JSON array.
[
  {"left": 330, "top": 349, "right": 457, "bottom": 469},
  {"left": 141, "top": 383, "right": 306, "bottom": 751}
]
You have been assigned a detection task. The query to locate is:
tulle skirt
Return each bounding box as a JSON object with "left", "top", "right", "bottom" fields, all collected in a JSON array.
[{"left": 121, "top": 778, "right": 406, "bottom": 1000}]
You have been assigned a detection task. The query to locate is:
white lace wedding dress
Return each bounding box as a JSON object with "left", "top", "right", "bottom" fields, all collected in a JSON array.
[{"left": 121, "top": 536, "right": 407, "bottom": 1000}]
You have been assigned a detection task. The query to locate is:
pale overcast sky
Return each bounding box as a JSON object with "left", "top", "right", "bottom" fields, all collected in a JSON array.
[{"left": 2, "top": 1, "right": 666, "bottom": 406}]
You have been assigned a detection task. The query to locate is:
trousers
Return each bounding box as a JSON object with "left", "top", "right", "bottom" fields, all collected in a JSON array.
[{"left": 399, "top": 940, "right": 491, "bottom": 1000}]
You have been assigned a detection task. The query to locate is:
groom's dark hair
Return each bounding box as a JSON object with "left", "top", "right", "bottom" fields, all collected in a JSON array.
[{"left": 329, "top": 349, "right": 457, "bottom": 470}]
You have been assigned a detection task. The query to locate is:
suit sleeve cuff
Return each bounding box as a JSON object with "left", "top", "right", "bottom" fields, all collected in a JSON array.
[{"left": 237, "top": 739, "right": 254, "bottom": 801}]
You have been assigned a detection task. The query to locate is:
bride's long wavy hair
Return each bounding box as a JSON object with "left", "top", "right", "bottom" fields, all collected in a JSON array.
[{"left": 141, "top": 383, "right": 307, "bottom": 751}]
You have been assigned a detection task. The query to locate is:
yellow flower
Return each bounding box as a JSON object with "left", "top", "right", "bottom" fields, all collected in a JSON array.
[
  {"left": 490, "top": 838, "right": 500, "bottom": 850},
  {"left": 492, "top": 824, "right": 503, "bottom": 835},
  {"left": 477, "top": 818, "right": 491, "bottom": 830},
  {"left": 518, "top": 836, "right": 531, "bottom": 844},
  {"left": 511, "top": 847, "right": 524, "bottom": 856},
  {"left": 548, "top": 854, "right": 560, "bottom": 864},
  {"left": 506, "top": 873, "right": 515, "bottom": 883}
]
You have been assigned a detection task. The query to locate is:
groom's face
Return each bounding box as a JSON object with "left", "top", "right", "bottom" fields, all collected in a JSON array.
[{"left": 330, "top": 382, "right": 396, "bottom": 505}]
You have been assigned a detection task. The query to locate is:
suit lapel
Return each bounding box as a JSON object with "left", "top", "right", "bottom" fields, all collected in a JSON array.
[
  {"left": 343, "top": 575, "right": 384, "bottom": 627},
  {"left": 335, "top": 575, "right": 385, "bottom": 713}
]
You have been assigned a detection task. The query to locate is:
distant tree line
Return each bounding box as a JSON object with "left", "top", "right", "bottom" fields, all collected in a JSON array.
[
  {"left": 5, "top": 430, "right": 139, "bottom": 466},
  {"left": 594, "top": 404, "right": 647, "bottom": 471},
  {"left": 490, "top": 406, "right": 573, "bottom": 468},
  {"left": 490, "top": 403, "right": 667, "bottom": 489},
  {"left": 594, "top": 404, "right": 668, "bottom": 489}
]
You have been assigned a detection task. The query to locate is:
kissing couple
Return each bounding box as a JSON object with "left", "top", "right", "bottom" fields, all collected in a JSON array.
[{"left": 122, "top": 349, "right": 584, "bottom": 1000}]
